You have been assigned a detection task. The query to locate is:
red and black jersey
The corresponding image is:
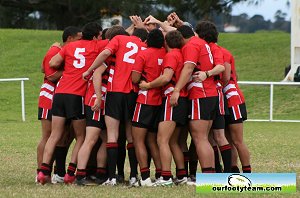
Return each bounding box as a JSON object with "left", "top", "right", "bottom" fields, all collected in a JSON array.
[
  {"left": 55, "top": 39, "right": 108, "bottom": 97},
  {"left": 221, "top": 47, "right": 245, "bottom": 107},
  {"left": 105, "top": 35, "right": 145, "bottom": 93},
  {"left": 84, "top": 55, "right": 114, "bottom": 109},
  {"left": 162, "top": 49, "right": 188, "bottom": 97},
  {"left": 132, "top": 47, "right": 166, "bottom": 105},
  {"left": 38, "top": 46, "right": 61, "bottom": 109},
  {"left": 182, "top": 36, "right": 217, "bottom": 99}
]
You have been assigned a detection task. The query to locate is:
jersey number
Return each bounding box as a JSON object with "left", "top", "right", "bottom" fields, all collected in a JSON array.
[
  {"left": 73, "top": 48, "right": 86, "bottom": 68},
  {"left": 205, "top": 44, "right": 214, "bottom": 64},
  {"left": 123, "top": 42, "right": 138, "bottom": 64}
]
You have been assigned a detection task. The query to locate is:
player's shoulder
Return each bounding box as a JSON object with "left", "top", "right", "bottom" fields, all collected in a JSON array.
[{"left": 220, "top": 46, "right": 232, "bottom": 56}]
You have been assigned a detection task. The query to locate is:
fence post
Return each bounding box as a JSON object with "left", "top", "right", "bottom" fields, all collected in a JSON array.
[
  {"left": 21, "top": 80, "right": 25, "bottom": 121},
  {"left": 269, "top": 83, "right": 274, "bottom": 121}
]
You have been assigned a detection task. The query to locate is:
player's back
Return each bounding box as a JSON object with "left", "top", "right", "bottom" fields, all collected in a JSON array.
[
  {"left": 105, "top": 35, "right": 145, "bottom": 93},
  {"left": 56, "top": 39, "right": 108, "bottom": 96}
]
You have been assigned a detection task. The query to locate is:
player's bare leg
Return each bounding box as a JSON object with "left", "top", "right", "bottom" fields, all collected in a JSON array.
[
  {"left": 37, "top": 119, "right": 51, "bottom": 170},
  {"left": 213, "top": 129, "right": 232, "bottom": 173},
  {"left": 229, "top": 123, "right": 251, "bottom": 172},
  {"left": 189, "top": 120, "right": 214, "bottom": 172},
  {"left": 104, "top": 115, "right": 120, "bottom": 184},
  {"left": 170, "top": 126, "right": 187, "bottom": 184},
  {"left": 157, "top": 121, "right": 176, "bottom": 184},
  {"left": 147, "top": 132, "right": 162, "bottom": 179},
  {"left": 75, "top": 126, "right": 100, "bottom": 183}
]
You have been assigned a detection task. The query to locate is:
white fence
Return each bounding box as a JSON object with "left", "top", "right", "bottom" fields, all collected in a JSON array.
[
  {"left": 238, "top": 81, "right": 300, "bottom": 123},
  {"left": 0, "top": 78, "right": 29, "bottom": 121},
  {"left": 0, "top": 79, "right": 299, "bottom": 122}
]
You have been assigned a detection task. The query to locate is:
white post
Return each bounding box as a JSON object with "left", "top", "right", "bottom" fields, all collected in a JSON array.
[
  {"left": 21, "top": 80, "right": 25, "bottom": 121},
  {"left": 269, "top": 83, "right": 274, "bottom": 121},
  {"left": 284, "top": 0, "right": 300, "bottom": 81}
]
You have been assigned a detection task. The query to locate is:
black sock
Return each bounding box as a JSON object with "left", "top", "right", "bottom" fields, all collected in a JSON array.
[
  {"left": 213, "top": 146, "right": 223, "bottom": 173},
  {"left": 242, "top": 165, "right": 251, "bottom": 173},
  {"left": 117, "top": 127, "right": 126, "bottom": 177},
  {"left": 86, "top": 166, "right": 97, "bottom": 177},
  {"left": 140, "top": 167, "right": 150, "bottom": 180},
  {"left": 202, "top": 167, "right": 213, "bottom": 173},
  {"left": 155, "top": 169, "right": 161, "bottom": 179},
  {"left": 76, "top": 169, "right": 86, "bottom": 180},
  {"left": 231, "top": 166, "right": 240, "bottom": 173},
  {"left": 127, "top": 143, "right": 138, "bottom": 178},
  {"left": 189, "top": 160, "right": 198, "bottom": 176},
  {"left": 220, "top": 144, "right": 232, "bottom": 173},
  {"left": 96, "top": 167, "right": 107, "bottom": 179},
  {"left": 176, "top": 168, "right": 187, "bottom": 180},
  {"left": 40, "top": 163, "right": 52, "bottom": 176},
  {"left": 161, "top": 171, "right": 172, "bottom": 180},
  {"left": 54, "top": 146, "right": 68, "bottom": 177},
  {"left": 107, "top": 142, "right": 118, "bottom": 179},
  {"left": 183, "top": 152, "right": 189, "bottom": 176},
  {"left": 67, "top": 163, "right": 77, "bottom": 176}
]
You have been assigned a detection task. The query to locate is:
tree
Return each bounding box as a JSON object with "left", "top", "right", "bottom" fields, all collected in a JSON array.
[{"left": 0, "top": 0, "right": 255, "bottom": 29}]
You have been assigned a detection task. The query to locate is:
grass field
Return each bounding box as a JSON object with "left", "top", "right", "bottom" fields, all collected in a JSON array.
[{"left": 0, "top": 29, "right": 299, "bottom": 197}]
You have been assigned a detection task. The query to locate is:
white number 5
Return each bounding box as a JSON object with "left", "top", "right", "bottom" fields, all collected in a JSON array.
[
  {"left": 73, "top": 48, "right": 86, "bottom": 68},
  {"left": 123, "top": 42, "right": 138, "bottom": 64}
]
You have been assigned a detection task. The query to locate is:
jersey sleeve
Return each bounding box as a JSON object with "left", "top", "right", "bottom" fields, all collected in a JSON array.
[
  {"left": 58, "top": 45, "right": 67, "bottom": 59},
  {"left": 132, "top": 52, "right": 145, "bottom": 74},
  {"left": 162, "top": 52, "right": 177, "bottom": 71},
  {"left": 211, "top": 44, "right": 224, "bottom": 66},
  {"left": 105, "top": 36, "right": 119, "bottom": 54},
  {"left": 43, "top": 46, "right": 61, "bottom": 77},
  {"left": 221, "top": 48, "right": 231, "bottom": 64},
  {"left": 182, "top": 44, "right": 199, "bottom": 66}
]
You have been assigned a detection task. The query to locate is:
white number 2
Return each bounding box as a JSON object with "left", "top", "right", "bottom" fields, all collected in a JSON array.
[
  {"left": 123, "top": 42, "right": 138, "bottom": 64},
  {"left": 205, "top": 44, "right": 213, "bottom": 64},
  {"left": 73, "top": 48, "right": 86, "bottom": 68}
]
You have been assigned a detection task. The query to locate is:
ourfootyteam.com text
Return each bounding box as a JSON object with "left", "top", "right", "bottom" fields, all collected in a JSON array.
[{"left": 212, "top": 185, "right": 282, "bottom": 192}]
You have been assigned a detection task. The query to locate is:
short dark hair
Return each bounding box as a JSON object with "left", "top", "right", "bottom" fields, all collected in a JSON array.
[
  {"left": 195, "top": 21, "right": 218, "bottom": 43},
  {"left": 132, "top": 28, "right": 148, "bottom": 42},
  {"left": 82, "top": 22, "right": 103, "bottom": 40},
  {"left": 62, "top": 26, "right": 81, "bottom": 42},
  {"left": 102, "top": 28, "right": 109, "bottom": 40},
  {"left": 146, "top": 29, "right": 164, "bottom": 48},
  {"left": 177, "top": 25, "right": 195, "bottom": 39},
  {"left": 105, "top": 25, "right": 129, "bottom": 40},
  {"left": 165, "top": 30, "right": 184, "bottom": 49}
]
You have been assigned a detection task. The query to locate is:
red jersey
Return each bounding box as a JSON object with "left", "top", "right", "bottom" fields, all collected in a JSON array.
[
  {"left": 133, "top": 47, "right": 166, "bottom": 105},
  {"left": 84, "top": 55, "right": 113, "bottom": 110},
  {"left": 38, "top": 46, "right": 61, "bottom": 109},
  {"left": 105, "top": 35, "right": 145, "bottom": 93},
  {"left": 182, "top": 36, "right": 217, "bottom": 99},
  {"left": 221, "top": 47, "right": 245, "bottom": 107},
  {"left": 55, "top": 39, "right": 108, "bottom": 96},
  {"left": 162, "top": 49, "right": 188, "bottom": 97}
]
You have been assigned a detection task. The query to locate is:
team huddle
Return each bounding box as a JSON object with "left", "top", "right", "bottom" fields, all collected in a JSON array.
[{"left": 36, "top": 13, "right": 251, "bottom": 187}]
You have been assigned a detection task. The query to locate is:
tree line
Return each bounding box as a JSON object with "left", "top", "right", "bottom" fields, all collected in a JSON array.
[{"left": 0, "top": 0, "right": 290, "bottom": 33}]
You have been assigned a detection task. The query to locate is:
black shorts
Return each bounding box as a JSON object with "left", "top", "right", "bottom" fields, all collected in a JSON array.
[
  {"left": 38, "top": 107, "right": 52, "bottom": 120},
  {"left": 105, "top": 91, "right": 137, "bottom": 122},
  {"left": 52, "top": 93, "right": 85, "bottom": 120},
  {"left": 212, "top": 114, "right": 225, "bottom": 129},
  {"left": 132, "top": 103, "right": 161, "bottom": 131},
  {"left": 225, "top": 103, "right": 247, "bottom": 125},
  {"left": 189, "top": 96, "right": 218, "bottom": 121},
  {"left": 159, "top": 96, "right": 188, "bottom": 126},
  {"left": 85, "top": 105, "right": 106, "bottom": 130}
]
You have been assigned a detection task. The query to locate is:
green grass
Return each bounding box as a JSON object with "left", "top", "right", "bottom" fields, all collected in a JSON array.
[
  {"left": 0, "top": 29, "right": 299, "bottom": 197},
  {"left": 0, "top": 121, "right": 299, "bottom": 197}
]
